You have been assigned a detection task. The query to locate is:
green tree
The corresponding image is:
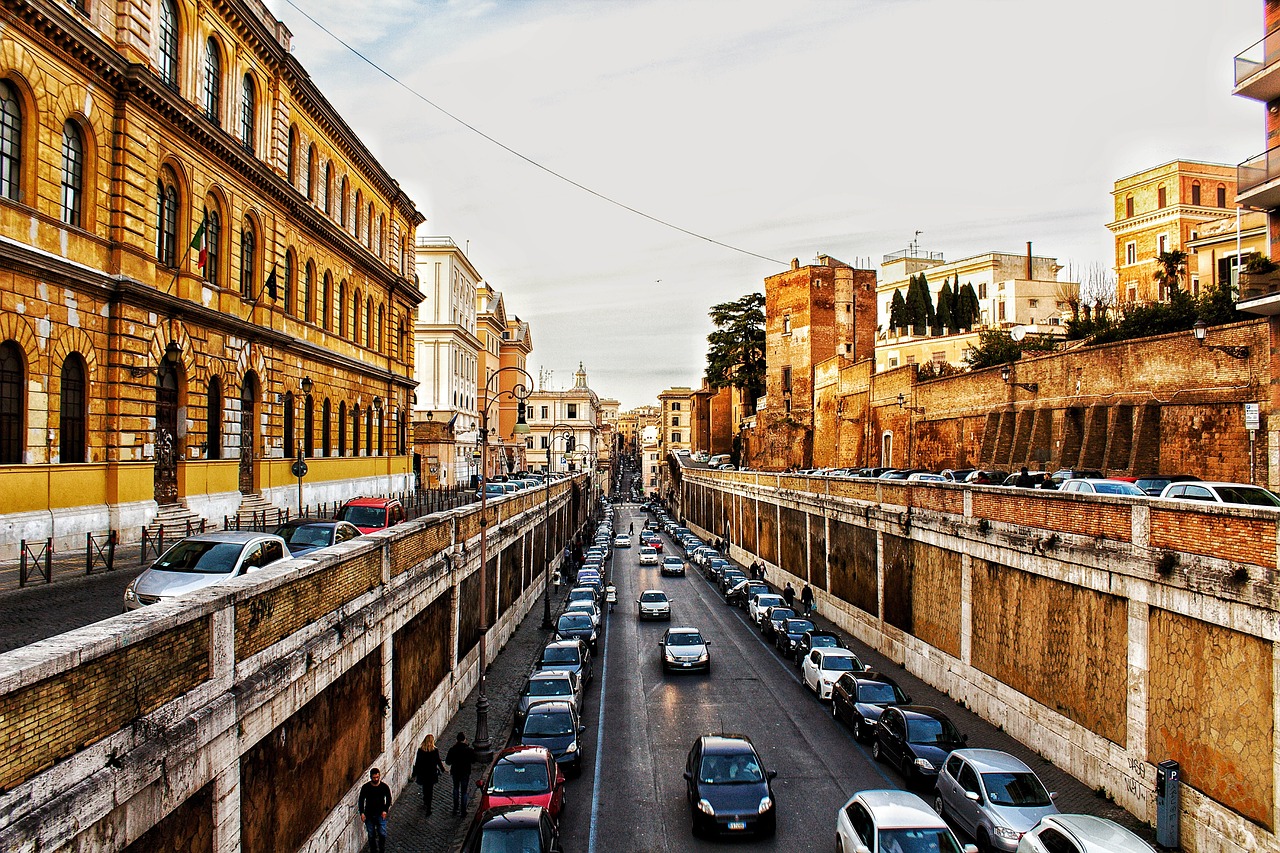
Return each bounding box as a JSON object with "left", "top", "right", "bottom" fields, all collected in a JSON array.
[
  {"left": 935, "top": 280, "right": 954, "bottom": 335},
  {"left": 1153, "top": 250, "right": 1188, "bottom": 296},
  {"left": 889, "top": 288, "right": 908, "bottom": 331},
  {"left": 963, "top": 330, "right": 1059, "bottom": 370},
  {"left": 705, "top": 292, "right": 766, "bottom": 410},
  {"left": 1198, "top": 279, "right": 1246, "bottom": 327},
  {"left": 906, "top": 274, "right": 934, "bottom": 336},
  {"left": 954, "top": 282, "right": 980, "bottom": 330}
]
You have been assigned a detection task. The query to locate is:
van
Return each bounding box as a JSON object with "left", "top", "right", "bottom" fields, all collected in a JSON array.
[{"left": 708, "top": 454, "right": 730, "bottom": 468}]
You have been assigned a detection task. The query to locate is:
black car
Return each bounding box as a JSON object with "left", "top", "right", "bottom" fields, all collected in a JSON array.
[
  {"left": 270, "top": 518, "right": 361, "bottom": 557},
  {"left": 792, "top": 629, "right": 846, "bottom": 667},
  {"left": 555, "top": 611, "right": 598, "bottom": 649},
  {"left": 683, "top": 734, "right": 777, "bottom": 838},
  {"left": 831, "top": 672, "right": 911, "bottom": 741},
  {"left": 517, "top": 699, "right": 587, "bottom": 777},
  {"left": 533, "top": 639, "right": 593, "bottom": 686},
  {"left": 773, "top": 617, "right": 816, "bottom": 660},
  {"left": 718, "top": 570, "right": 747, "bottom": 594},
  {"left": 462, "top": 805, "right": 563, "bottom": 853},
  {"left": 761, "top": 606, "right": 795, "bottom": 640},
  {"left": 872, "top": 705, "right": 966, "bottom": 787},
  {"left": 725, "top": 579, "right": 769, "bottom": 607}
]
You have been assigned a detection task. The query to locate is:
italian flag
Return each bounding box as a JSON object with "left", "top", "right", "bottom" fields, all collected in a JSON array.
[{"left": 191, "top": 212, "right": 208, "bottom": 269}]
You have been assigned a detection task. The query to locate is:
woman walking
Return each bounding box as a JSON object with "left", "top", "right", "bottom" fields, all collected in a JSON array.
[{"left": 413, "top": 734, "right": 447, "bottom": 815}]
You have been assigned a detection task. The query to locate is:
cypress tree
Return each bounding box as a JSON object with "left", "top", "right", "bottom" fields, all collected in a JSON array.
[
  {"left": 956, "top": 282, "right": 980, "bottom": 330},
  {"left": 936, "top": 280, "right": 954, "bottom": 335},
  {"left": 889, "top": 289, "right": 908, "bottom": 332}
]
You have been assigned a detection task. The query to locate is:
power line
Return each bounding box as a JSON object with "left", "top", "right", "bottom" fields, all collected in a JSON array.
[{"left": 279, "top": 0, "right": 788, "bottom": 267}]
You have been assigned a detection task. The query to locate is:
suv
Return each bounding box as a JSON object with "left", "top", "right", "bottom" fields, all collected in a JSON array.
[
  {"left": 335, "top": 497, "right": 406, "bottom": 533},
  {"left": 124, "top": 531, "right": 291, "bottom": 610}
]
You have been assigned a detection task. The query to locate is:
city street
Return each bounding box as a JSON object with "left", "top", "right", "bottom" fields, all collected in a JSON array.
[{"left": 0, "top": 571, "right": 133, "bottom": 653}]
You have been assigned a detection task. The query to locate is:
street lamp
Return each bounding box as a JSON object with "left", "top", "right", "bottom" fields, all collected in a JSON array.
[
  {"left": 541, "top": 424, "right": 578, "bottom": 630},
  {"left": 474, "top": 366, "right": 532, "bottom": 759},
  {"left": 999, "top": 364, "right": 1039, "bottom": 393}
]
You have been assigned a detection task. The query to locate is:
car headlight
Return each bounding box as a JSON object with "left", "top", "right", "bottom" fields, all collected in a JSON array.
[
  {"left": 564, "top": 742, "right": 578, "bottom": 753},
  {"left": 757, "top": 796, "right": 773, "bottom": 813},
  {"left": 123, "top": 581, "right": 138, "bottom": 601},
  {"left": 697, "top": 798, "right": 715, "bottom": 815},
  {"left": 994, "top": 827, "right": 1022, "bottom": 841},
  {"left": 913, "top": 757, "right": 935, "bottom": 770},
  {"left": 696, "top": 651, "right": 709, "bottom": 661}
]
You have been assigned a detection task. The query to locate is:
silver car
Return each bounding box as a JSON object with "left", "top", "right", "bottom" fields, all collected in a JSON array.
[
  {"left": 637, "top": 588, "right": 671, "bottom": 620},
  {"left": 1016, "top": 814, "right": 1152, "bottom": 853},
  {"left": 935, "top": 749, "right": 1058, "bottom": 852},
  {"left": 123, "top": 531, "right": 291, "bottom": 610}
]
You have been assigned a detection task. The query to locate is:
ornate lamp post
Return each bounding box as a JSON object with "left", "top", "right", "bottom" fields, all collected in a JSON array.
[
  {"left": 541, "top": 423, "right": 578, "bottom": 629},
  {"left": 474, "top": 366, "right": 532, "bottom": 759}
]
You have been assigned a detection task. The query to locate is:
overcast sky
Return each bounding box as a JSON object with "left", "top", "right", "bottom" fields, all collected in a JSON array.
[{"left": 266, "top": 0, "right": 1261, "bottom": 409}]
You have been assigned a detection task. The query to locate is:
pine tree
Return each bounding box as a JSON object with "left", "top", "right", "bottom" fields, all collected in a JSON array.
[
  {"left": 936, "top": 280, "right": 954, "bottom": 335},
  {"left": 956, "top": 282, "right": 980, "bottom": 330},
  {"left": 889, "top": 289, "right": 908, "bottom": 332}
]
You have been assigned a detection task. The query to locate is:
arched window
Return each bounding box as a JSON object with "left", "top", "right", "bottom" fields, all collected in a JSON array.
[
  {"left": 322, "top": 272, "right": 333, "bottom": 331},
  {"left": 300, "top": 142, "right": 311, "bottom": 198},
  {"left": 1217, "top": 185, "right": 1227, "bottom": 208},
  {"left": 338, "top": 280, "right": 347, "bottom": 337},
  {"left": 155, "top": 170, "right": 178, "bottom": 266},
  {"left": 60, "top": 121, "right": 85, "bottom": 228},
  {"left": 0, "top": 341, "right": 24, "bottom": 464},
  {"left": 304, "top": 394, "right": 314, "bottom": 457},
  {"left": 0, "top": 80, "right": 21, "bottom": 202},
  {"left": 375, "top": 213, "right": 384, "bottom": 257},
  {"left": 307, "top": 143, "right": 317, "bottom": 201},
  {"left": 288, "top": 125, "right": 299, "bottom": 187},
  {"left": 339, "top": 176, "right": 348, "bottom": 228},
  {"left": 337, "top": 401, "right": 347, "bottom": 456},
  {"left": 158, "top": 0, "right": 179, "bottom": 89},
  {"left": 203, "top": 39, "right": 221, "bottom": 123},
  {"left": 240, "top": 221, "right": 256, "bottom": 298},
  {"left": 1191, "top": 180, "right": 1201, "bottom": 206},
  {"left": 376, "top": 409, "right": 383, "bottom": 456},
  {"left": 352, "top": 288, "right": 362, "bottom": 342},
  {"left": 59, "top": 354, "right": 86, "bottom": 463},
  {"left": 398, "top": 409, "right": 406, "bottom": 455},
  {"left": 240, "top": 74, "right": 256, "bottom": 154},
  {"left": 354, "top": 189, "right": 362, "bottom": 238},
  {"left": 376, "top": 304, "right": 384, "bottom": 352},
  {"left": 323, "top": 161, "right": 333, "bottom": 216},
  {"left": 322, "top": 398, "right": 331, "bottom": 456},
  {"left": 282, "top": 391, "right": 295, "bottom": 457},
  {"left": 207, "top": 375, "right": 222, "bottom": 459},
  {"left": 365, "top": 296, "right": 373, "bottom": 348},
  {"left": 366, "top": 202, "right": 374, "bottom": 248},
  {"left": 203, "top": 204, "right": 221, "bottom": 285},
  {"left": 283, "top": 249, "right": 294, "bottom": 316},
  {"left": 364, "top": 407, "right": 372, "bottom": 456},
  {"left": 352, "top": 405, "right": 361, "bottom": 456},
  {"left": 304, "top": 261, "right": 315, "bottom": 323}
]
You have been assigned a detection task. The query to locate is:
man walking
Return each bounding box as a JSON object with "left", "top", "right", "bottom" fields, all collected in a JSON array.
[
  {"left": 357, "top": 767, "right": 392, "bottom": 853},
  {"left": 782, "top": 582, "right": 796, "bottom": 609},
  {"left": 801, "top": 583, "right": 815, "bottom": 616},
  {"left": 446, "top": 731, "right": 478, "bottom": 817}
]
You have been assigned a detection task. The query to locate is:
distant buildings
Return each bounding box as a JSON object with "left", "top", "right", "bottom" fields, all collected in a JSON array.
[
  {"left": 657, "top": 387, "right": 698, "bottom": 456},
  {"left": 526, "top": 364, "right": 603, "bottom": 475}
]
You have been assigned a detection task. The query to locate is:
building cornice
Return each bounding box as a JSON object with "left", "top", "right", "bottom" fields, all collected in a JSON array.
[{"left": 1106, "top": 204, "right": 1237, "bottom": 234}]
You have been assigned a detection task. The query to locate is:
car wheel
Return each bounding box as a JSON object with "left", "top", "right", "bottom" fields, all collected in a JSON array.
[
  {"left": 933, "top": 795, "right": 945, "bottom": 818},
  {"left": 976, "top": 829, "right": 992, "bottom": 853},
  {"left": 872, "top": 740, "right": 884, "bottom": 763},
  {"left": 690, "top": 812, "right": 703, "bottom": 839}
]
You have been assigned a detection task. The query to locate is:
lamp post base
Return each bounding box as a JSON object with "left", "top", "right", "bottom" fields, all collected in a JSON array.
[{"left": 473, "top": 683, "right": 492, "bottom": 761}]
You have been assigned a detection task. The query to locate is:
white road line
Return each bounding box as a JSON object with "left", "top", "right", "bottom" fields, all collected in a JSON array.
[{"left": 586, "top": 521, "right": 615, "bottom": 853}]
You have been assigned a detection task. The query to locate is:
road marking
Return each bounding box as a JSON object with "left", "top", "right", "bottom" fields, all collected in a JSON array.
[{"left": 587, "top": 518, "right": 615, "bottom": 853}]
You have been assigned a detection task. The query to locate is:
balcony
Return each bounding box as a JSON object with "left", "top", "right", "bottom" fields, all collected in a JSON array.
[
  {"left": 1233, "top": 31, "right": 1280, "bottom": 102},
  {"left": 1238, "top": 269, "right": 1280, "bottom": 316},
  {"left": 1236, "top": 147, "right": 1280, "bottom": 210}
]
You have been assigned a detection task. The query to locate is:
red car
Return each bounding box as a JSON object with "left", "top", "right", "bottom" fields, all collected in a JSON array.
[
  {"left": 334, "top": 497, "right": 405, "bottom": 534},
  {"left": 640, "top": 533, "right": 663, "bottom": 553},
  {"left": 476, "top": 745, "right": 565, "bottom": 821}
]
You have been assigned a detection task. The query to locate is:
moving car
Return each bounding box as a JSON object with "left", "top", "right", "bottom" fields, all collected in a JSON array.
[
  {"left": 613, "top": 533, "right": 631, "bottom": 548},
  {"left": 516, "top": 699, "right": 586, "bottom": 776},
  {"left": 659, "top": 626, "right": 711, "bottom": 674},
  {"left": 801, "top": 647, "right": 864, "bottom": 700},
  {"left": 637, "top": 589, "right": 671, "bottom": 620},
  {"left": 461, "top": 805, "right": 564, "bottom": 853},
  {"left": 124, "top": 531, "right": 291, "bottom": 610},
  {"left": 1158, "top": 480, "right": 1280, "bottom": 507},
  {"left": 476, "top": 746, "right": 566, "bottom": 821},
  {"left": 334, "top": 497, "right": 406, "bottom": 533},
  {"left": 533, "top": 639, "right": 592, "bottom": 685},
  {"left": 683, "top": 734, "right": 777, "bottom": 838},
  {"left": 873, "top": 705, "right": 967, "bottom": 787},
  {"left": 270, "top": 518, "right": 361, "bottom": 558},
  {"left": 1015, "top": 814, "right": 1152, "bottom": 853},
  {"left": 836, "top": 789, "right": 975, "bottom": 853},
  {"left": 832, "top": 672, "right": 911, "bottom": 741},
  {"left": 638, "top": 546, "right": 660, "bottom": 566},
  {"left": 935, "top": 749, "right": 1059, "bottom": 852},
  {"left": 660, "top": 556, "right": 687, "bottom": 576}
]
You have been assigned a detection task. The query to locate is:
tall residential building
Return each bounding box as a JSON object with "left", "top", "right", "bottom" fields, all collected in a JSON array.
[
  {"left": 411, "top": 236, "right": 481, "bottom": 486},
  {"left": 0, "top": 0, "right": 422, "bottom": 556},
  {"left": 657, "top": 387, "right": 698, "bottom": 456},
  {"left": 472, "top": 283, "right": 532, "bottom": 479},
  {"left": 526, "top": 364, "right": 602, "bottom": 475},
  {"left": 1107, "top": 160, "right": 1237, "bottom": 303}
]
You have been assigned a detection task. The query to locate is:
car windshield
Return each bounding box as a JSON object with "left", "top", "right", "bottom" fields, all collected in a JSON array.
[
  {"left": 664, "top": 558, "right": 682, "bottom": 566},
  {"left": 1094, "top": 482, "right": 1143, "bottom": 495},
  {"left": 667, "top": 632, "right": 704, "bottom": 646},
  {"left": 810, "top": 635, "right": 838, "bottom": 648},
  {"left": 558, "top": 614, "right": 592, "bottom": 630},
  {"left": 541, "top": 648, "right": 580, "bottom": 665},
  {"left": 489, "top": 761, "right": 550, "bottom": 794},
  {"left": 822, "top": 655, "right": 858, "bottom": 671},
  {"left": 982, "top": 771, "right": 1052, "bottom": 806},
  {"left": 640, "top": 548, "right": 656, "bottom": 554},
  {"left": 527, "top": 679, "right": 572, "bottom": 697},
  {"left": 337, "top": 505, "right": 387, "bottom": 527},
  {"left": 569, "top": 590, "right": 594, "bottom": 601},
  {"left": 907, "top": 716, "right": 961, "bottom": 745},
  {"left": 784, "top": 619, "right": 815, "bottom": 635},
  {"left": 274, "top": 523, "right": 333, "bottom": 548},
  {"left": 699, "top": 752, "right": 764, "bottom": 784},
  {"left": 1215, "top": 486, "right": 1280, "bottom": 506},
  {"left": 524, "top": 711, "right": 574, "bottom": 736},
  {"left": 857, "top": 682, "right": 905, "bottom": 703},
  {"left": 756, "top": 596, "right": 783, "bottom": 608},
  {"left": 152, "top": 541, "right": 244, "bottom": 574},
  {"left": 640, "top": 592, "right": 667, "bottom": 603},
  {"left": 769, "top": 608, "right": 795, "bottom": 622},
  {"left": 877, "top": 828, "right": 964, "bottom": 853},
  {"left": 478, "top": 828, "right": 541, "bottom": 853}
]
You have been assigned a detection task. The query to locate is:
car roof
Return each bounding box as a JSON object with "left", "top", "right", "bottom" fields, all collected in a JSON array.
[
  {"left": 176, "top": 531, "right": 276, "bottom": 544},
  {"left": 527, "top": 669, "right": 574, "bottom": 682},
  {"left": 950, "top": 748, "right": 1031, "bottom": 774},
  {"left": 525, "top": 699, "right": 575, "bottom": 714},
  {"left": 700, "top": 733, "right": 756, "bottom": 754},
  {"left": 667, "top": 626, "right": 702, "bottom": 636},
  {"left": 495, "top": 745, "right": 553, "bottom": 764},
  {"left": 640, "top": 588, "right": 667, "bottom": 595},
  {"left": 476, "top": 804, "right": 546, "bottom": 828},
  {"left": 342, "top": 497, "right": 399, "bottom": 507},
  {"left": 1037, "top": 815, "right": 1151, "bottom": 852},
  {"left": 278, "top": 517, "right": 343, "bottom": 526},
  {"left": 543, "top": 639, "right": 582, "bottom": 650},
  {"left": 817, "top": 647, "right": 857, "bottom": 658},
  {"left": 895, "top": 704, "right": 950, "bottom": 721},
  {"left": 852, "top": 790, "right": 947, "bottom": 829}
]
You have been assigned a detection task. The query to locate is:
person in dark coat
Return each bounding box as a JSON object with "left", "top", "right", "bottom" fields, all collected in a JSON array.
[
  {"left": 782, "top": 583, "right": 796, "bottom": 609},
  {"left": 357, "top": 767, "right": 392, "bottom": 853},
  {"left": 413, "top": 733, "right": 447, "bottom": 814},
  {"left": 445, "top": 731, "right": 479, "bottom": 817},
  {"left": 800, "top": 584, "right": 815, "bottom": 616},
  {"left": 1014, "top": 466, "right": 1034, "bottom": 488}
]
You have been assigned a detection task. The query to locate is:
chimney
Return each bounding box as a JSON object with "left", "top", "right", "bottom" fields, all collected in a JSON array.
[
  {"left": 1026, "top": 241, "right": 1032, "bottom": 280},
  {"left": 791, "top": 258, "right": 800, "bottom": 270}
]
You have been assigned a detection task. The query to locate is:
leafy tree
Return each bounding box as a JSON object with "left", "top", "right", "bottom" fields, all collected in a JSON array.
[
  {"left": 963, "top": 330, "right": 1059, "bottom": 370},
  {"left": 935, "top": 280, "right": 954, "bottom": 335},
  {"left": 705, "top": 292, "right": 766, "bottom": 411},
  {"left": 955, "top": 282, "right": 980, "bottom": 330},
  {"left": 1198, "top": 279, "right": 1246, "bottom": 327},
  {"left": 1153, "top": 250, "right": 1188, "bottom": 296},
  {"left": 889, "top": 289, "right": 908, "bottom": 332}
]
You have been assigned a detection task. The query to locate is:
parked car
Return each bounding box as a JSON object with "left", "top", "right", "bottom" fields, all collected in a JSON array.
[
  {"left": 964, "top": 469, "right": 1009, "bottom": 485},
  {"left": 123, "top": 532, "right": 291, "bottom": 610},
  {"left": 516, "top": 699, "right": 586, "bottom": 776},
  {"left": 334, "top": 497, "right": 406, "bottom": 533},
  {"left": 793, "top": 629, "right": 846, "bottom": 666},
  {"left": 873, "top": 705, "right": 967, "bottom": 787},
  {"left": 515, "top": 670, "right": 583, "bottom": 731},
  {"left": 683, "top": 734, "right": 777, "bottom": 838},
  {"left": 718, "top": 570, "right": 747, "bottom": 594},
  {"left": 750, "top": 593, "right": 786, "bottom": 626},
  {"left": 836, "top": 789, "right": 975, "bottom": 853},
  {"left": 1158, "top": 480, "right": 1280, "bottom": 507},
  {"left": 461, "top": 805, "right": 564, "bottom": 853},
  {"left": 567, "top": 586, "right": 598, "bottom": 607},
  {"left": 475, "top": 746, "right": 566, "bottom": 821},
  {"left": 637, "top": 589, "right": 672, "bottom": 620},
  {"left": 1049, "top": 469, "right": 1104, "bottom": 486},
  {"left": 774, "top": 617, "right": 817, "bottom": 660},
  {"left": 761, "top": 606, "right": 795, "bottom": 640},
  {"left": 563, "top": 600, "right": 602, "bottom": 630},
  {"left": 1113, "top": 474, "right": 1199, "bottom": 496},
  {"left": 725, "top": 579, "right": 769, "bottom": 607},
  {"left": 1060, "top": 479, "right": 1147, "bottom": 497},
  {"left": 935, "top": 749, "right": 1059, "bottom": 852},
  {"left": 533, "top": 639, "right": 592, "bottom": 685},
  {"left": 555, "top": 611, "right": 598, "bottom": 649},
  {"left": 801, "top": 646, "right": 864, "bottom": 700},
  {"left": 661, "top": 556, "right": 686, "bottom": 576},
  {"left": 659, "top": 626, "right": 711, "bottom": 674},
  {"left": 1015, "top": 814, "right": 1152, "bottom": 853},
  {"left": 638, "top": 546, "right": 660, "bottom": 566},
  {"left": 270, "top": 518, "right": 361, "bottom": 558},
  {"left": 907, "top": 472, "right": 949, "bottom": 483},
  {"left": 832, "top": 672, "right": 911, "bottom": 741}
]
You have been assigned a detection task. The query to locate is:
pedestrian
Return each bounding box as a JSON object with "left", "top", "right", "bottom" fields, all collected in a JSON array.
[
  {"left": 974, "top": 471, "right": 991, "bottom": 485},
  {"left": 1014, "top": 466, "right": 1034, "bottom": 488},
  {"left": 782, "top": 582, "right": 796, "bottom": 609},
  {"left": 412, "top": 733, "right": 447, "bottom": 814},
  {"left": 357, "top": 767, "right": 392, "bottom": 853},
  {"left": 801, "top": 583, "right": 815, "bottom": 616},
  {"left": 446, "top": 731, "right": 478, "bottom": 817}
]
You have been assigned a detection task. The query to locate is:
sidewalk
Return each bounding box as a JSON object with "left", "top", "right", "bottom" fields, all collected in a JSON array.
[{"left": 0, "top": 536, "right": 147, "bottom": 594}]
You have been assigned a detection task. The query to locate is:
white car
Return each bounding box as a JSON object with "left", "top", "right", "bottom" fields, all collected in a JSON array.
[
  {"left": 613, "top": 533, "right": 631, "bottom": 548},
  {"left": 660, "top": 556, "right": 686, "bottom": 576},
  {"left": 837, "top": 789, "right": 976, "bottom": 853},
  {"left": 637, "top": 589, "right": 671, "bottom": 620},
  {"left": 123, "top": 531, "right": 291, "bottom": 610},
  {"left": 802, "top": 647, "right": 865, "bottom": 700},
  {"left": 564, "top": 599, "right": 602, "bottom": 628},
  {"left": 750, "top": 593, "right": 785, "bottom": 626},
  {"left": 1158, "top": 480, "right": 1280, "bottom": 507},
  {"left": 1016, "top": 814, "right": 1152, "bottom": 853},
  {"left": 638, "top": 546, "right": 659, "bottom": 566}
]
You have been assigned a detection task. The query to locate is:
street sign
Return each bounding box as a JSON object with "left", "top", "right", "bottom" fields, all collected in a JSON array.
[
  {"left": 1245, "top": 403, "right": 1261, "bottom": 431},
  {"left": 472, "top": 450, "right": 482, "bottom": 459},
  {"left": 291, "top": 460, "right": 309, "bottom": 478}
]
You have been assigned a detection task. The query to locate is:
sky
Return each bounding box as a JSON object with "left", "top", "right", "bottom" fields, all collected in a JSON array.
[{"left": 264, "top": 0, "right": 1262, "bottom": 409}]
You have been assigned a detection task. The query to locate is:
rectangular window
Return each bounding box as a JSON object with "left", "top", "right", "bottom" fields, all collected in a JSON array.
[
  {"left": 1191, "top": 275, "right": 1200, "bottom": 297},
  {"left": 781, "top": 367, "right": 792, "bottom": 393},
  {"left": 1217, "top": 186, "right": 1227, "bottom": 207},
  {"left": 1125, "top": 196, "right": 1134, "bottom": 217},
  {"left": 978, "top": 282, "right": 987, "bottom": 299},
  {"left": 540, "top": 406, "right": 548, "bottom": 419},
  {"left": 672, "top": 431, "right": 682, "bottom": 443},
  {"left": 1191, "top": 184, "right": 1201, "bottom": 205},
  {"left": 782, "top": 315, "right": 792, "bottom": 335},
  {"left": 1125, "top": 242, "right": 1137, "bottom": 265},
  {"left": 888, "top": 357, "right": 899, "bottom": 368},
  {"left": 671, "top": 415, "right": 680, "bottom": 427},
  {"left": 1028, "top": 299, "right": 1038, "bottom": 308},
  {"left": 1157, "top": 234, "right": 1168, "bottom": 255},
  {"left": 1218, "top": 255, "right": 1241, "bottom": 288},
  {"left": 672, "top": 402, "right": 682, "bottom": 411},
  {"left": 540, "top": 436, "right": 548, "bottom": 448},
  {"left": 932, "top": 352, "right": 946, "bottom": 365},
  {"left": 1126, "top": 284, "right": 1138, "bottom": 302},
  {"left": 905, "top": 354, "right": 917, "bottom": 365},
  {"left": 567, "top": 404, "right": 578, "bottom": 419},
  {"left": 997, "top": 301, "right": 1006, "bottom": 321},
  {"left": 1157, "top": 187, "right": 1166, "bottom": 208}
]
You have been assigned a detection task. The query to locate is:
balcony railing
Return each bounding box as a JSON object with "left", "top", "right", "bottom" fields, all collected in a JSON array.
[
  {"left": 415, "top": 236, "right": 459, "bottom": 249},
  {"left": 883, "top": 248, "right": 944, "bottom": 264},
  {"left": 1237, "top": 147, "right": 1280, "bottom": 207},
  {"left": 1239, "top": 269, "right": 1280, "bottom": 302},
  {"left": 1234, "top": 31, "right": 1280, "bottom": 100}
]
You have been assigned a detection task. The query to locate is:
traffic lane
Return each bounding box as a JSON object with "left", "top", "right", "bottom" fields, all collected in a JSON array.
[
  {"left": 0, "top": 570, "right": 135, "bottom": 653},
  {"left": 561, "top": 508, "right": 893, "bottom": 853}
]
